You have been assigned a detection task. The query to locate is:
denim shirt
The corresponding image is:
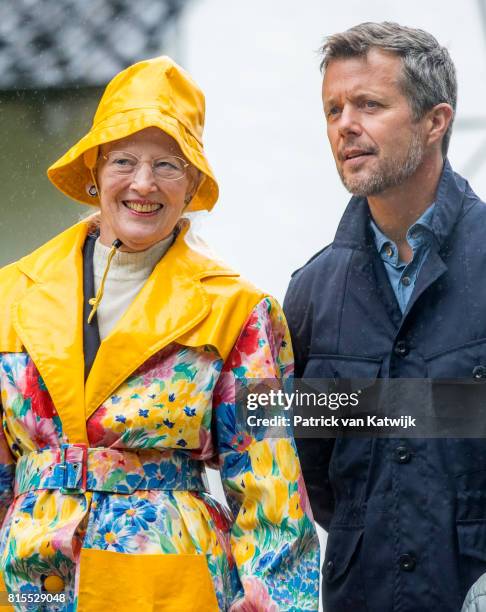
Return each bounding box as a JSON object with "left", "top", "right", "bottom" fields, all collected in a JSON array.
[{"left": 370, "top": 203, "right": 436, "bottom": 312}]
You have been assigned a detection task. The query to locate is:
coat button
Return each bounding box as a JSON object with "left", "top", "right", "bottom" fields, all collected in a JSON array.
[
  {"left": 394, "top": 341, "right": 409, "bottom": 357},
  {"left": 324, "top": 560, "right": 335, "bottom": 581},
  {"left": 401, "top": 276, "right": 411, "bottom": 287},
  {"left": 394, "top": 445, "right": 411, "bottom": 464},
  {"left": 472, "top": 365, "right": 486, "bottom": 380},
  {"left": 399, "top": 553, "right": 417, "bottom": 572},
  {"left": 43, "top": 575, "right": 65, "bottom": 592}
]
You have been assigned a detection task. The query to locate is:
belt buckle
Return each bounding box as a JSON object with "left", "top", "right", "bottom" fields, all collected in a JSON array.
[{"left": 59, "top": 443, "right": 88, "bottom": 494}]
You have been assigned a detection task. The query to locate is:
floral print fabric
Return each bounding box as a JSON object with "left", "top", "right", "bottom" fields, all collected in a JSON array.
[{"left": 0, "top": 297, "right": 319, "bottom": 610}]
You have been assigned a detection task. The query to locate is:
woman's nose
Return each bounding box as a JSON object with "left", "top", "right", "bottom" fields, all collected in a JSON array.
[{"left": 129, "top": 162, "right": 158, "bottom": 194}]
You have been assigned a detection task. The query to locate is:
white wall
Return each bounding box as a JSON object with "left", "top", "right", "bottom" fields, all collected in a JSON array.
[{"left": 183, "top": 0, "right": 486, "bottom": 303}]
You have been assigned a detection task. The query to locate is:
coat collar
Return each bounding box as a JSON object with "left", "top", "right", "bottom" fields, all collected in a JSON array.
[
  {"left": 332, "top": 160, "right": 467, "bottom": 251},
  {"left": 13, "top": 219, "right": 238, "bottom": 441},
  {"left": 14, "top": 223, "right": 88, "bottom": 443}
]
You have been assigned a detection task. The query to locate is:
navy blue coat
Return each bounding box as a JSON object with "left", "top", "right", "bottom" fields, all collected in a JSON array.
[{"left": 283, "top": 161, "right": 486, "bottom": 612}]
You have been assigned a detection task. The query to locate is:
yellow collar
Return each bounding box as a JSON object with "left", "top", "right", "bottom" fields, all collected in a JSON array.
[{"left": 11, "top": 220, "right": 256, "bottom": 443}]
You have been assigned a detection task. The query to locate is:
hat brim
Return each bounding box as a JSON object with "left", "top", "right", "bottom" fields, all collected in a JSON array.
[{"left": 47, "top": 109, "right": 219, "bottom": 213}]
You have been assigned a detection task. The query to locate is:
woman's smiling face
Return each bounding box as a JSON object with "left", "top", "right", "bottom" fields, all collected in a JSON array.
[{"left": 96, "top": 127, "right": 197, "bottom": 252}]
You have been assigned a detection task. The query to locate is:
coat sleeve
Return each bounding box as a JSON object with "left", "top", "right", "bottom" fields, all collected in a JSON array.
[
  {"left": 0, "top": 361, "right": 16, "bottom": 524},
  {"left": 0, "top": 353, "right": 15, "bottom": 525},
  {"left": 283, "top": 278, "right": 336, "bottom": 531},
  {"left": 0, "top": 424, "right": 14, "bottom": 526},
  {"left": 212, "top": 297, "right": 320, "bottom": 611},
  {"left": 0, "top": 358, "right": 17, "bottom": 604}
]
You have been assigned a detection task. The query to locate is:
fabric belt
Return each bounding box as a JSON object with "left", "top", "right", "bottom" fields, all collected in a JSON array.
[{"left": 14, "top": 444, "right": 207, "bottom": 496}]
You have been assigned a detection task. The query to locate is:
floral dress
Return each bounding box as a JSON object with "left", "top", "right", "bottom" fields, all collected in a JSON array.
[{"left": 0, "top": 226, "right": 320, "bottom": 612}]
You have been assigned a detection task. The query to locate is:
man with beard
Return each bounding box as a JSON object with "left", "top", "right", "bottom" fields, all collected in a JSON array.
[{"left": 284, "top": 22, "right": 486, "bottom": 612}]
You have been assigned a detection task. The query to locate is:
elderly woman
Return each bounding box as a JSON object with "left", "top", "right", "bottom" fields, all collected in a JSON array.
[{"left": 0, "top": 57, "right": 319, "bottom": 611}]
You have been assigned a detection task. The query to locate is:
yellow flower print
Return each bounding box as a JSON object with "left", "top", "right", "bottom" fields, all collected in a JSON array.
[
  {"left": 104, "top": 531, "right": 117, "bottom": 545},
  {"left": 11, "top": 515, "right": 38, "bottom": 559},
  {"left": 262, "top": 476, "right": 288, "bottom": 524},
  {"left": 236, "top": 499, "right": 258, "bottom": 530},
  {"left": 157, "top": 379, "right": 198, "bottom": 408},
  {"left": 33, "top": 491, "right": 57, "bottom": 523},
  {"left": 233, "top": 534, "right": 255, "bottom": 566},
  {"left": 241, "top": 471, "right": 260, "bottom": 500},
  {"left": 278, "top": 327, "right": 293, "bottom": 369},
  {"left": 276, "top": 439, "right": 299, "bottom": 482},
  {"left": 175, "top": 492, "right": 213, "bottom": 553},
  {"left": 249, "top": 440, "right": 273, "bottom": 477},
  {"left": 288, "top": 492, "right": 304, "bottom": 520},
  {"left": 59, "top": 496, "right": 82, "bottom": 521},
  {"left": 244, "top": 344, "right": 277, "bottom": 379},
  {"left": 112, "top": 385, "right": 146, "bottom": 412},
  {"left": 39, "top": 538, "right": 56, "bottom": 558}
]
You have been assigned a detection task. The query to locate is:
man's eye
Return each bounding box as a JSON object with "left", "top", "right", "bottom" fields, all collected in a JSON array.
[
  {"left": 327, "top": 107, "right": 340, "bottom": 118},
  {"left": 364, "top": 100, "right": 379, "bottom": 108}
]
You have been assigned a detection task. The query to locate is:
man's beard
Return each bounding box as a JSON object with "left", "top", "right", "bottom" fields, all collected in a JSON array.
[{"left": 338, "top": 131, "right": 425, "bottom": 197}]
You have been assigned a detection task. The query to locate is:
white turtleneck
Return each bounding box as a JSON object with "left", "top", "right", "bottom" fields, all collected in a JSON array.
[{"left": 92, "top": 235, "right": 174, "bottom": 340}]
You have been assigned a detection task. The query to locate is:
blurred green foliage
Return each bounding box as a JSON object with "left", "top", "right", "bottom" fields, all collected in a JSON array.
[{"left": 0, "top": 88, "right": 103, "bottom": 266}]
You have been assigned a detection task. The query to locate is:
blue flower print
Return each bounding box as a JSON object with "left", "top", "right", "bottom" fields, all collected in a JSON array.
[
  {"left": 142, "top": 461, "right": 178, "bottom": 489},
  {"left": 93, "top": 524, "right": 131, "bottom": 552},
  {"left": 111, "top": 497, "right": 157, "bottom": 531}
]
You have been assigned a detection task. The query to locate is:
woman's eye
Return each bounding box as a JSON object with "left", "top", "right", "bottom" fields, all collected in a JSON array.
[
  {"left": 113, "top": 157, "right": 135, "bottom": 167},
  {"left": 365, "top": 100, "right": 379, "bottom": 108},
  {"left": 154, "top": 160, "right": 177, "bottom": 170},
  {"left": 327, "top": 107, "right": 340, "bottom": 118}
]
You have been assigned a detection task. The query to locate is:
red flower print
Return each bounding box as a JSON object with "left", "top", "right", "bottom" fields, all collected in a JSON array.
[
  {"left": 199, "top": 496, "right": 232, "bottom": 532},
  {"left": 226, "top": 313, "right": 261, "bottom": 370},
  {"left": 24, "top": 361, "right": 56, "bottom": 419},
  {"left": 230, "top": 432, "right": 253, "bottom": 452},
  {"left": 87, "top": 408, "right": 104, "bottom": 441}
]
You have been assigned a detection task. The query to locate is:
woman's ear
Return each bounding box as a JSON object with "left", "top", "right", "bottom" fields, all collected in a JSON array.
[
  {"left": 184, "top": 168, "right": 201, "bottom": 205},
  {"left": 86, "top": 184, "right": 98, "bottom": 197}
]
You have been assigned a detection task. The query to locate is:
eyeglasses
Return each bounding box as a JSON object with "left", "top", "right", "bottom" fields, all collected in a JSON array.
[{"left": 101, "top": 151, "right": 190, "bottom": 181}]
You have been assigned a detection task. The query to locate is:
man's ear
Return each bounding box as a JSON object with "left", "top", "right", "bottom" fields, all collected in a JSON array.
[{"left": 426, "top": 103, "right": 454, "bottom": 148}]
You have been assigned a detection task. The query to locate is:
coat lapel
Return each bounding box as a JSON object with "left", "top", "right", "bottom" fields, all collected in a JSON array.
[
  {"left": 11, "top": 219, "right": 238, "bottom": 432},
  {"left": 13, "top": 223, "right": 88, "bottom": 443},
  {"left": 84, "top": 223, "right": 231, "bottom": 419}
]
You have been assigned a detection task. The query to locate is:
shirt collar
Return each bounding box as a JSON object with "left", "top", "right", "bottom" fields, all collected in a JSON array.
[
  {"left": 369, "top": 202, "right": 436, "bottom": 263},
  {"left": 408, "top": 203, "right": 435, "bottom": 241}
]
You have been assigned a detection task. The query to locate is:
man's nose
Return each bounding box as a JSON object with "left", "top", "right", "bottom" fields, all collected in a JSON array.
[
  {"left": 129, "top": 162, "right": 158, "bottom": 194},
  {"left": 337, "top": 105, "right": 362, "bottom": 137}
]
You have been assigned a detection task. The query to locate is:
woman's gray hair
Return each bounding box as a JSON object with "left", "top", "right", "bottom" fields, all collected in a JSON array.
[{"left": 320, "top": 22, "right": 457, "bottom": 156}]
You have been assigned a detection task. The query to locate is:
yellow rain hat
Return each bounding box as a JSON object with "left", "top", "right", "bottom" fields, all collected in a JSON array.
[{"left": 47, "top": 56, "right": 219, "bottom": 212}]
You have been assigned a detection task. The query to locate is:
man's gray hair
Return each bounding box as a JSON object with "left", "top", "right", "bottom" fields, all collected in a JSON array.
[{"left": 320, "top": 22, "right": 457, "bottom": 156}]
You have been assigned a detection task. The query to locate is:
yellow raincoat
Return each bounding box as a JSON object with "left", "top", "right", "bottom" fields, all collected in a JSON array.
[{"left": 0, "top": 56, "right": 319, "bottom": 611}]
